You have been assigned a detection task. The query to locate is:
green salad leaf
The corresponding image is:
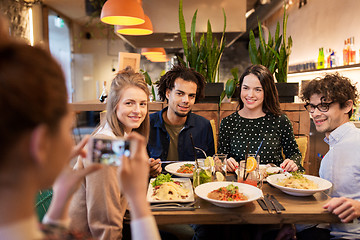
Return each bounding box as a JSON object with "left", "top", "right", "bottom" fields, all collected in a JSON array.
[{"left": 151, "top": 173, "right": 173, "bottom": 187}]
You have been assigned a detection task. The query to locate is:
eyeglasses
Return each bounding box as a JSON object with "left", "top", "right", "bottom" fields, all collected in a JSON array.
[{"left": 304, "top": 101, "right": 334, "bottom": 113}]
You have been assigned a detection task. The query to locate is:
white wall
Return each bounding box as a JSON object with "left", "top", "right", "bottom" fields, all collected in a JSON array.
[
  {"left": 265, "top": 0, "right": 360, "bottom": 100},
  {"left": 267, "top": 0, "right": 360, "bottom": 66}
]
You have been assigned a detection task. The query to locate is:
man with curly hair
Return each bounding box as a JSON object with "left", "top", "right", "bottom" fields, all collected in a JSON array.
[
  {"left": 147, "top": 65, "right": 215, "bottom": 176},
  {"left": 298, "top": 73, "right": 360, "bottom": 239}
]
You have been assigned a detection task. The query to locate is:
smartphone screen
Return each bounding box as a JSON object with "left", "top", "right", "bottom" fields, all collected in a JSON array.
[{"left": 89, "top": 137, "right": 130, "bottom": 166}]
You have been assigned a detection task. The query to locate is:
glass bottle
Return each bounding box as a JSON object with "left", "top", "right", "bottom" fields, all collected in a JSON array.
[
  {"left": 343, "top": 39, "right": 349, "bottom": 66},
  {"left": 317, "top": 47, "right": 325, "bottom": 69},
  {"left": 99, "top": 81, "right": 108, "bottom": 103}
]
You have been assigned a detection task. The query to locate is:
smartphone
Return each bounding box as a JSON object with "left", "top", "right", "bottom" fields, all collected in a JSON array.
[{"left": 87, "top": 136, "right": 130, "bottom": 166}]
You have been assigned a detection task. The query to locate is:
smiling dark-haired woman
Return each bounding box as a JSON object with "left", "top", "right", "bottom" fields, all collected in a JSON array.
[{"left": 218, "top": 64, "right": 302, "bottom": 172}]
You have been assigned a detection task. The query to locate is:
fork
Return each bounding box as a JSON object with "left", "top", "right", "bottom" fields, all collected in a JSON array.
[{"left": 151, "top": 202, "right": 195, "bottom": 208}]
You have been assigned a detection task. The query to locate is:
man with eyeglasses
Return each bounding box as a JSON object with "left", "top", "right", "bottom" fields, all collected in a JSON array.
[{"left": 298, "top": 73, "right": 360, "bottom": 239}]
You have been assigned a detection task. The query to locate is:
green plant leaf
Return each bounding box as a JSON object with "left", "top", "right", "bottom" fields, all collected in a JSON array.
[
  {"left": 225, "top": 78, "right": 236, "bottom": 98},
  {"left": 143, "top": 71, "right": 152, "bottom": 85},
  {"left": 275, "top": 21, "right": 280, "bottom": 42},
  {"left": 151, "top": 85, "right": 156, "bottom": 101},
  {"left": 249, "top": 30, "right": 260, "bottom": 64},
  {"left": 177, "top": 55, "right": 187, "bottom": 67},
  {"left": 257, "top": 20, "right": 266, "bottom": 64},
  {"left": 219, "top": 91, "right": 226, "bottom": 107},
  {"left": 179, "top": 0, "right": 188, "bottom": 59},
  {"left": 231, "top": 67, "right": 239, "bottom": 80},
  {"left": 190, "top": 10, "right": 198, "bottom": 44}
]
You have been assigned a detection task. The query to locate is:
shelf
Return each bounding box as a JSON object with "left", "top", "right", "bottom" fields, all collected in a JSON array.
[{"left": 289, "top": 63, "right": 360, "bottom": 75}]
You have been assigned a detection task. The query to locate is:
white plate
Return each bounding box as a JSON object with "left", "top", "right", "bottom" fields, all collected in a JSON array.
[
  {"left": 267, "top": 174, "right": 332, "bottom": 196},
  {"left": 165, "top": 162, "right": 195, "bottom": 178},
  {"left": 147, "top": 178, "right": 194, "bottom": 203},
  {"left": 194, "top": 181, "right": 262, "bottom": 208}
]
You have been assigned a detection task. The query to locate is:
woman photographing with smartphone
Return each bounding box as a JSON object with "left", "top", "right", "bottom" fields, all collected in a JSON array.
[
  {"left": 218, "top": 64, "right": 302, "bottom": 172},
  {"left": 69, "top": 67, "right": 151, "bottom": 239}
]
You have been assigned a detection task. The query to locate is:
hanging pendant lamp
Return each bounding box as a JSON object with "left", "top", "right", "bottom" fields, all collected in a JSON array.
[
  {"left": 100, "top": 0, "right": 145, "bottom": 26},
  {"left": 115, "top": 15, "right": 153, "bottom": 35},
  {"left": 141, "top": 48, "right": 166, "bottom": 56},
  {"left": 146, "top": 55, "right": 169, "bottom": 62}
]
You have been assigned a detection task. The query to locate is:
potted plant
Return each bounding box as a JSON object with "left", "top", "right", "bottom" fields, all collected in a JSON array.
[
  {"left": 250, "top": 4, "right": 297, "bottom": 103},
  {"left": 177, "top": 0, "right": 226, "bottom": 102},
  {"left": 221, "top": 3, "right": 298, "bottom": 103}
]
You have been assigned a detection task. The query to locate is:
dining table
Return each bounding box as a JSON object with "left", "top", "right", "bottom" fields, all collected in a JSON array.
[{"left": 150, "top": 179, "right": 341, "bottom": 225}]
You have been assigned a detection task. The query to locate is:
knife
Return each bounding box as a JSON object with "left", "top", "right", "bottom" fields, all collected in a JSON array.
[
  {"left": 266, "top": 194, "right": 281, "bottom": 214},
  {"left": 269, "top": 195, "right": 285, "bottom": 211}
]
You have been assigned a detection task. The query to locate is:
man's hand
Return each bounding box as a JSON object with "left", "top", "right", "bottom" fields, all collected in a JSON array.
[
  {"left": 226, "top": 157, "right": 238, "bottom": 172},
  {"left": 280, "top": 159, "right": 298, "bottom": 172},
  {"left": 323, "top": 197, "right": 360, "bottom": 223},
  {"left": 149, "top": 158, "right": 162, "bottom": 177}
]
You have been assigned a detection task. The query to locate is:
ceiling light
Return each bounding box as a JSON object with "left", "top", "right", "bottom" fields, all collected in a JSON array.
[
  {"left": 100, "top": 0, "right": 145, "bottom": 26},
  {"left": 115, "top": 15, "right": 153, "bottom": 35},
  {"left": 146, "top": 54, "right": 169, "bottom": 62},
  {"left": 141, "top": 48, "right": 166, "bottom": 56}
]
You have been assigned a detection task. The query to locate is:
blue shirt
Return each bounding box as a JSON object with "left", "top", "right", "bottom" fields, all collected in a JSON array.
[
  {"left": 147, "top": 107, "right": 215, "bottom": 161},
  {"left": 320, "top": 122, "right": 360, "bottom": 239}
]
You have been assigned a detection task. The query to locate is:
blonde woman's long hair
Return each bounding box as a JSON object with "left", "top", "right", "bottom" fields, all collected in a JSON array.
[{"left": 96, "top": 66, "right": 150, "bottom": 140}]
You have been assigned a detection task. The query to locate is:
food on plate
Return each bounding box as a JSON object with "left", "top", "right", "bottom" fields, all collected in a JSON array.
[
  {"left": 259, "top": 164, "right": 283, "bottom": 179},
  {"left": 152, "top": 182, "right": 189, "bottom": 200},
  {"left": 151, "top": 173, "right": 173, "bottom": 187},
  {"left": 207, "top": 184, "right": 248, "bottom": 201},
  {"left": 277, "top": 172, "right": 318, "bottom": 189},
  {"left": 245, "top": 157, "right": 257, "bottom": 172},
  {"left": 176, "top": 163, "right": 195, "bottom": 174},
  {"left": 151, "top": 173, "right": 189, "bottom": 200}
]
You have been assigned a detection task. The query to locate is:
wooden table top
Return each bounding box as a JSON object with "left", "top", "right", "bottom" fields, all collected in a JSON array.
[{"left": 151, "top": 182, "right": 340, "bottom": 225}]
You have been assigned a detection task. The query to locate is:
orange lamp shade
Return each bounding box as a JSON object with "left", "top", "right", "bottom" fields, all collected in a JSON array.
[
  {"left": 146, "top": 55, "right": 169, "bottom": 62},
  {"left": 115, "top": 15, "right": 153, "bottom": 35},
  {"left": 141, "top": 48, "right": 166, "bottom": 56},
  {"left": 100, "top": 0, "right": 145, "bottom": 26}
]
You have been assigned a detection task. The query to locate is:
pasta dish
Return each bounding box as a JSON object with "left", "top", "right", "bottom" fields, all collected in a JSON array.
[
  {"left": 176, "top": 163, "right": 194, "bottom": 174},
  {"left": 277, "top": 174, "right": 318, "bottom": 189},
  {"left": 207, "top": 184, "right": 248, "bottom": 201},
  {"left": 152, "top": 182, "right": 189, "bottom": 200}
]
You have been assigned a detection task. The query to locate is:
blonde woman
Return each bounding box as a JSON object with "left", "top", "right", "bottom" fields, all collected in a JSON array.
[{"left": 69, "top": 67, "right": 150, "bottom": 239}]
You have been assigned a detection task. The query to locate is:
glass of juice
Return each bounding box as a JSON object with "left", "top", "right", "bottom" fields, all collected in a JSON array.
[{"left": 237, "top": 155, "right": 262, "bottom": 188}]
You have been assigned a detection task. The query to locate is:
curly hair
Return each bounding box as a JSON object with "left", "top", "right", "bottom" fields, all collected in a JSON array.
[
  {"left": 156, "top": 65, "right": 206, "bottom": 103},
  {"left": 237, "top": 64, "right": 282, "bottom": 116},
  {"left": 300, "top": 73, "right": 358, "bottom": 118}
]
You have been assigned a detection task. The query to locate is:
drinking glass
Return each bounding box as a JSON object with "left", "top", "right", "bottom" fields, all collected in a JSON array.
[
  {"left": 237, "top": 154, "right": 262, "bottom": 188},
  {"left": 193, "top": 159, "right": 212, "bottom": 188},
  {"left": 213, "top": 153, "right": 227, "bottom": 181}
]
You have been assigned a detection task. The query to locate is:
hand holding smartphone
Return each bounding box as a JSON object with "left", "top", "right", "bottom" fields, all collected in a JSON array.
[{"left": 87, "top": 136, "right": 130, "bottom": 166}]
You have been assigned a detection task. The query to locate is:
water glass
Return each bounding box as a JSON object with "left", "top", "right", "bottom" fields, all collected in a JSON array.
[
  {"left": 237, "top": 154, "right": 262, "bottom": 188},
  {"left": 213, "top": 153, "right": 227, "bottom": 181},
  {"left": 193, "top": 159, "right": 212, "bottom": 188}
]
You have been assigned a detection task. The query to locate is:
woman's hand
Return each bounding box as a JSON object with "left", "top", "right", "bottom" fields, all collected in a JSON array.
[
  {"left": 324, "top": 197, "right": 360, "bottom": 223},
  {"left": 226, "top": 157, "right": 238, "bottom": 172},
  {"left": 149, "top": 158, "right": 162, "bottom": 177},
  {"left": 118, "top": 132, "right": 151, "bottom": 220},
  {"left": 280, "top": 159, "right": 298, "bottom": 172}
]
